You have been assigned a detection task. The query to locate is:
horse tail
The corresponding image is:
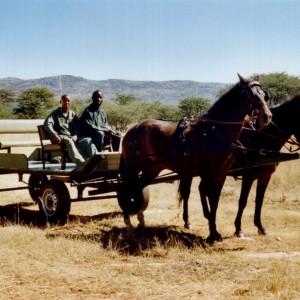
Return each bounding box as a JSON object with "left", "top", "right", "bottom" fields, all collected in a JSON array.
[{"left": 177, "top": 176, "right": 193, "bottom": 207}]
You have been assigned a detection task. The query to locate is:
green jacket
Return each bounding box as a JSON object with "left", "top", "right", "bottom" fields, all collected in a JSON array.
[
  {"left": 44, "top": 107, "right": 81, "bottom": 137},
  {"left": 80, "top": 104, "right": 110, "bottom": 134}
]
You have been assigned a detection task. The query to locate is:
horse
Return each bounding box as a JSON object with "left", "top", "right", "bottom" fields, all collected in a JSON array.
[
  {"left": 178, "top": 93, "right": 300, "bottom": 238},
  {"left": 232, "top": 94, "right": 300, "bottom": 237},
  {"left": 118, "top": 74, "right": 272, "bottom": 243}
]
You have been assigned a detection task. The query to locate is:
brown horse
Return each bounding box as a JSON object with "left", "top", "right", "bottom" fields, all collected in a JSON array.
[
  {"left": 179, "top": 94, "right": 300, "bottom": 238},
  {"left": 118, "top": 74, "right": 272, "bottom": 243}
]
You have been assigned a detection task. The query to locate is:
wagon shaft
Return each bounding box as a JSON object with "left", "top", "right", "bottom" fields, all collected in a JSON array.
[{"left": 228, "top": 152, "right": 300, "bottom": 173}]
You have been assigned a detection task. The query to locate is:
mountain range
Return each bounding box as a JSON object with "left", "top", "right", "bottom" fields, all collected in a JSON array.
[{"left": 0, "top": 75, "right": 227, "bottom": 105}]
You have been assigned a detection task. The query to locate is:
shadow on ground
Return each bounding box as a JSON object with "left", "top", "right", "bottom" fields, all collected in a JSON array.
[
  {"left": 0, "top": 202, "right": 122, "bottom": 228},
  {"left": 0, "top": 202, "right": 45, "bottom": 227},
  {"left": 46, "top": 226, "right": 206, "bottom": 255},
  {"left": 99, "top": 226, "right": 206, "bottom": 254},
  {"left": 0, "top": 202, "right": 206, "bottom": 255}
]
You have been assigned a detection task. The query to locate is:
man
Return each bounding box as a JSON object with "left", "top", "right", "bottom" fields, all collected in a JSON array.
[
  {"left": 44, "top": 94, "right": 97, "bottom": 167},
  {"left": 80, "top": 90, "right": 120, "bottom": 151}
]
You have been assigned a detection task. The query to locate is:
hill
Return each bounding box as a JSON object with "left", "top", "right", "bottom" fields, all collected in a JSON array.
[{"left": 0, "top": 75, "right": 227, "bottom": 105}]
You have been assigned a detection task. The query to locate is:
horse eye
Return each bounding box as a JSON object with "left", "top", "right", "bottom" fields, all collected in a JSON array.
[
  {"left": 256, "top": 86, "right": 262, "bottom": 94},
  {"left": 252, "top": 109, "right": 260, "bottom": 116}
]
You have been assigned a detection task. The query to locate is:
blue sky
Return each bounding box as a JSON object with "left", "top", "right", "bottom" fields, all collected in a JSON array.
[{"left": 1, "top": 0, "right": 299, "bottom": 83}]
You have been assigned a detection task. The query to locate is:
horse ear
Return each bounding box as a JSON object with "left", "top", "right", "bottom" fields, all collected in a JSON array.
[
  {"left": 263, "top": 89, "right": 270, "bottom": 101},
  {"left": 237, "top": 73, "right": 247, "bottom": 84},
  {"left": 253, "top": 75, "right": 260, "bottom": 82}
]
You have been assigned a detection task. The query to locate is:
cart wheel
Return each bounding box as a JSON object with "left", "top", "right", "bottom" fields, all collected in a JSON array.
[
  {"left": 38, "top": 179, "right": 71, "bottom": 225},
  {"left": 117, "top": 184, "right": 150, "bottom": 215},
  {"left": 28, "top": 174, "right": 49, "bottom": 203}
]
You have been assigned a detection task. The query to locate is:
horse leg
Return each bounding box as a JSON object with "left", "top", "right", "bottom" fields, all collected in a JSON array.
[
  {"left": 205, "top": 180, "right": 225, "bottom": 243},
  {"left": 118, "top": 181, "right": 136, "bottom": 235},
  {"left": 124, "top": 212, "right": 135, "bottom": 235},
  {"left": 178, "top": 176, "right": 193, "bottom": 229},
  {"left": 234, "top": 176, "right": 254, "bottom": 238},
  {"left": 135, "top": 170, "right": 158, "bottom": 229},
  {"left": 254, "top": 174, "right": 271, "bottom": 235},
  {"left": 199, "top": 179, "right": 210, "bottom": 219},
  {"left": 136, "top": 185, "right": 150, "bottom": 229},
  {"left": 119, "top": 183, "right": 148, "bottom": 233}
]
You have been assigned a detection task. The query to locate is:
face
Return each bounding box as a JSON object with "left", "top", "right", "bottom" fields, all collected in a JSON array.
[
  {"left": 247, "top": 83, "right": 272, "bottom": 129},
  {"left": 237, "top": 76, "right": 271, "bottom": 129},
  {"left": 92, "top": 91, "right": 103, "bottom": 107},
  {"left": 61, "top": 95, "right": 71, "bottom": 111}
]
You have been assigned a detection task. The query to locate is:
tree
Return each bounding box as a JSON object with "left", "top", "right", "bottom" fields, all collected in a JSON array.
[
  {"left": 113, "top": 94, "right": 139, "bottom": 106},
  {"left": 0, "top": 89, "right": 15, "bottom": 103},
  {"left": 0, "top": 104, "right": 13, "bottom": 119},
  {"left": 178, "top": 97, "right": 211, "bottom": 118},
  {"left": 14, "top": 87, "right": 56, "bottom": 119},
  {"left": 257, "top": 72, "right": 300, "bottom": 106},
  {"left": 0, "top": 89, "right": 16, "bottom": 118},
  {"left": 142, "top": 101, "right": 181, "bottom": 120},
  {"left": 104, "top": 101, "right": 136, "bottom": 131},
  {"left": 216, "top": 73, "right": 300, "bottom": 107},
  {"left": 71, "top": 97, "right": 88, "bottom": 116}
]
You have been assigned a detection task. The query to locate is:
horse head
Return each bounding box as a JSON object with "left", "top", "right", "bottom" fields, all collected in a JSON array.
[
  {"left": 238, "top": 74, "right": 272, "bottom": 129},
  {"left": 284, "top": 93, "right": 300, "bottom": 145}
]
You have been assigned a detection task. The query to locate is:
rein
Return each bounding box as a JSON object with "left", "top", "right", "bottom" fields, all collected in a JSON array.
[
  {"left": 235, "top": 121, "right": 300, "bottom": 154},
  {"left": 200, "top": 118, "right": 245, "bottom": 125},
  {"left": 128, "top": 80, "right": 269, "bottom": 159},
  {"left": 266, "top": 121, "right": 300, "bottom": 152}
]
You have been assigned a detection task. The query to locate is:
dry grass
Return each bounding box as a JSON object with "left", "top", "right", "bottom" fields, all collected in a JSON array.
[{"left": 0, "top": 149, "right": 299, "bottom": 299}]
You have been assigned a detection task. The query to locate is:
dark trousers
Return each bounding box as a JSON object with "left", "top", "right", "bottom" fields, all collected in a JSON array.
[{"left": 90, "top": 131, "right": 121, "bottom": 151}]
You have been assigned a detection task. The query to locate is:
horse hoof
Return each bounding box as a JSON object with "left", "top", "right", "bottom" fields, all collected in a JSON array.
[
  {"left": 206, "top": 233, "right": 223, "bottom": 244},
  {"left": 124, "top": 226, "right": 135, "bottom": 237},
  {"left": 258, "top": 228, "right": 267, "bottom": 235},
  {"left": 184, "top": 223, "right": 191, "bottom": 229},
  {"left": 137, "top": 223, "right": 145, "bottom": 230},
  {"left": 234, "top": 231, "right": 245, "bottom": 239}
]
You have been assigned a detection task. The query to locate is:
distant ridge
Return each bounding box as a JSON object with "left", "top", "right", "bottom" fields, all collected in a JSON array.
[{"left": 0, "top": 75, "right": 227, "bottom": 105}]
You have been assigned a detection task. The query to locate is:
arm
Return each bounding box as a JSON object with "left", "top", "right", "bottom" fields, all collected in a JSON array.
[
  {"left": 97, "top": 109, "right": 110, "bottom": 131},
  {"left": 81, "top": 108, "right": 110, "bottom": 132},
  {"left": 44, "top": 109, "right": 62, "bottom": 144}
]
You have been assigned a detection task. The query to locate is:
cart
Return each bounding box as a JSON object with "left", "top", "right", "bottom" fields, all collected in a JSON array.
[
  {"left": 0, "top": 152, "right": 181, "bottom": 224},
  {"left": 0, "top": 150, "right": 299, "bottom": 224}
]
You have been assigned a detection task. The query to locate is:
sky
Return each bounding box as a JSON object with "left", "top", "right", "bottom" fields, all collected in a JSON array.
[{"left": 1, "top": 0, "right": 299, "bottom": 84}]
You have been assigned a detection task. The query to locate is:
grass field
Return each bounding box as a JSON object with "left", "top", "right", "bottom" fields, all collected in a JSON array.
[{"left": 0, "top": 146, "right": 299, "bottom": 299}]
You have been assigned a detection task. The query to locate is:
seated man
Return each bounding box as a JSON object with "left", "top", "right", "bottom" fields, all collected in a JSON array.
[
  {"left": 80, "top": 90, "right": 120, "bottom": 152},
  {"left": 44, "top": 94, "right": 97, "bottom": 167}
]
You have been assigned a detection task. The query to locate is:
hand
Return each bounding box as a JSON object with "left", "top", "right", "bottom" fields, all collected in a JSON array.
[
  {"left": 52, "top": 134, "right": 62, "bottom": 144},
  {"left": 109, "top": 129, "right": 119, "bottom": 137},
  {"left": 71, "top": 135, "right": 78, "bottom": 142}
]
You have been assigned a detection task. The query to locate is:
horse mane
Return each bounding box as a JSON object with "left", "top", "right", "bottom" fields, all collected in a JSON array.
[
  {"left": 207, "top": 82, "right": 242, "bottom": 116},
  {"left": 271, "top": 93, "right": 300, "bottom": 126}
]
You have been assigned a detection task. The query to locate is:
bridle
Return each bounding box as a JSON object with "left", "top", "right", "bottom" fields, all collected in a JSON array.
[{"left": 241, "top": 81, "right": 270, "bottom": 123}]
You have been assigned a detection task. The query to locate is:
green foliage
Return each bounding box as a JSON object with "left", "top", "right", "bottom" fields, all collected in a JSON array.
[
  {"left": 0, "top": 89, "right": 15, "bottom": 103},
  {"left": 104, "top": 101, "right": 138, "bottom": 131},
  {"left": 178, "top": 97, "right": 211, "bottom": 118},
  {"left": 257, "top": 72, "right": 300, "bottom": 106},
  {"left": 103, "top": 100, "right": 181, "bottom": 131},
  {"left": 215, "top": 73, "right": 300, "bottom": 107},
  {"left": 5, "top": 73, "right": 299, "bottom": 125},
  {"left": 0, "top": 103, "right": 14, "bottom": 119},
  {"left": 0, "top": 89, "right": 16, "bottom": 119},
  {"left": 143, "top": 101, "right": 181, "bottom": 120},
  {"left": 71, "top": 97, "right": 89, "bottom": 115},
  {"left": 113, "top": 94, "right": 140, "bottom": 106},
  {"left": 13, "top": 87, "right": 56, "bottom": 119}
]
